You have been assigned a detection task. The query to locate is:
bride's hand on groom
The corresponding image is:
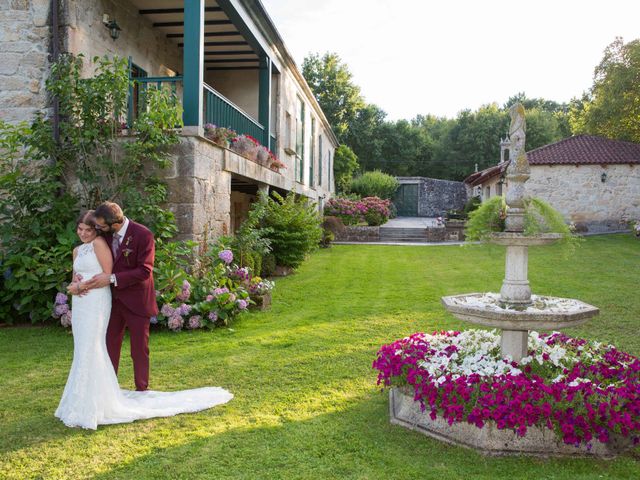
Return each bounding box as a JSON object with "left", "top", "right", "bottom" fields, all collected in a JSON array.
[{"left": 67, "top": 281, "right": 89, "bottom": 296}]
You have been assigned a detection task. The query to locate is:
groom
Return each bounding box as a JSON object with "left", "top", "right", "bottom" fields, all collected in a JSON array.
[{"left": 84, "top": 202, "right": 158, "bottom": 391}]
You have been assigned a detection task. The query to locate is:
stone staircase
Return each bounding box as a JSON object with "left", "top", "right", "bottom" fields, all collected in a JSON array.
[{"left": 379, "top": 226, "right": 430, "bottom": 243}]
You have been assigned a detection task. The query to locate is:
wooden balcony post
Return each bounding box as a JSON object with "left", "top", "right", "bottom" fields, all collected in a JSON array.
[
  {"left": 183, "top": 0, "right": 205, "bottom": 127},
  {"left": 258, "top": 55, "right": 271, "bottom": 149}
]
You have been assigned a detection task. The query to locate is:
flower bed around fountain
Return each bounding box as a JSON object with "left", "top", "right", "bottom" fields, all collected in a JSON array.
[{"left": 373, "top": 329, "right": 639, "bottom": 457}]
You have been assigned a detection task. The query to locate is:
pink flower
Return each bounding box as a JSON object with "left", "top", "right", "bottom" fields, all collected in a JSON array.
[
  {"left": 188, "top": 315, "right": 202, "bottom": 329},
  {"left": 160, "top": 304, "right": 175, "bottom": 317},
  {"left": 219, "top": 250, "right": 234, "bottom": 264},
  {"left": 208, "top": 311, "right": 218, "bottom": 322},
  {"left": 236, "top": 299, "right": 248, "bottom": 310},
  {"left": 60, "top": 311, "right": 72, "bottom": 328},
  {"left": 55, "top": 292, "right": 68, "bottom": 305},
  {"left": 167, "top": 315, "right": 184, "bottom": 331},
  {"left": 54, "top": 303, "right": 69, "bottom": 317}
]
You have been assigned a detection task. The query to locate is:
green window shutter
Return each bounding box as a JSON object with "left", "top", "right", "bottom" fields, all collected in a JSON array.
[{"left": 318, "top": 135, "right": 323, "bottom": 186}]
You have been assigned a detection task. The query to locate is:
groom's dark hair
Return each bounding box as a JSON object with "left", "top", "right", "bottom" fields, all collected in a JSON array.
[{"left": 95, "top": 202, "right": 124, "bottom": 225}]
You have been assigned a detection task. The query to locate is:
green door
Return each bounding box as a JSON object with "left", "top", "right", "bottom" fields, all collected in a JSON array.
[{"left": 394, "top": 184, "right": 419, "bottom": 216}]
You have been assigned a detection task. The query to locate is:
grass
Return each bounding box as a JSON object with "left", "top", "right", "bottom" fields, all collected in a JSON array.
[{"left": 0, "top": 234, "right": 638, "bottom": 479}]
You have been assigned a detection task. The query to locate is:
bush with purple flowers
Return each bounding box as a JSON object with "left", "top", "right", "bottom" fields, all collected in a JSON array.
[
  {"left": 373, "top": 329, "right": 640, "bottom": 448},
  {"left": 155, "top": 245, "right": 254, "bottom": 331},
  {"left": 324, "top": 196, "right": 391, "bottom": 226}
]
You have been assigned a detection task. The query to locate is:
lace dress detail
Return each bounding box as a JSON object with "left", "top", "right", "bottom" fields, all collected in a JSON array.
[{"left": 55, "top": 241, "right": 232, "bottom": 430}]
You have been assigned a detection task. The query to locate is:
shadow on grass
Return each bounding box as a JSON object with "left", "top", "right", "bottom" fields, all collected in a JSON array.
[{"left": 85, "top": 395, "right": 640, "bottom": 480}]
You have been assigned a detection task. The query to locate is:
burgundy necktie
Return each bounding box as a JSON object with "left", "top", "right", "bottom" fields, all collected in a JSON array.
[{"left": 112, "top": 233, "right": 121, "bottom": 258}]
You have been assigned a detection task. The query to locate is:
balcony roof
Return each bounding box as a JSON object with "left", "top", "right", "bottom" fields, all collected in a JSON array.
[{"left": 131, "top": 0, "right": 339, "bottom": 146}]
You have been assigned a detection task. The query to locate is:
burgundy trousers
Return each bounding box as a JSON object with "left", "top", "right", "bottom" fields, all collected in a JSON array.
[{"left": 106, "top": 299, "right": 150, "bottom": 391}]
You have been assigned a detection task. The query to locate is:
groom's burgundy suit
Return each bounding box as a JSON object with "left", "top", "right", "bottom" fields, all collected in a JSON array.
[{"left": 105, "top": 220, "right": 158, "bottom": 391}]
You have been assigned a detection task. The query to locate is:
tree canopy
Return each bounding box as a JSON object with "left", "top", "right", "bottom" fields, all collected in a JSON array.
[{"left": 303, "top": 39, "right": 637, "bottom": 182}]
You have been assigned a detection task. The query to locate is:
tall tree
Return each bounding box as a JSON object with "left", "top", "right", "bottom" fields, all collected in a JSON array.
[
  {"left": 570, "top": 37, "right": 640, "bottom": 142},
  {"left": 333, "top": 144, "right": 359, "bottom": 193},
  {"left": 302, "top": 53, "right": 365, "bottom": 142}
]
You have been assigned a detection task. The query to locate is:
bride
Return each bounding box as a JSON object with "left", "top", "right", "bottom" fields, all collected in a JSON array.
[{"left": 55, "top": 210, "right": 233, "bottom": 430}]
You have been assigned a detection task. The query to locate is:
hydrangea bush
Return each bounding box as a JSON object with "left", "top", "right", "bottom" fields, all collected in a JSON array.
[
  {"left": 373, "top": 329, "right": 640, "bottom": 447},
  {"left": 324, "top": 196, "right": 391, "bottom": 226},
  {"left": 53, "top": 247, "right": 274, "bottom": 332}
]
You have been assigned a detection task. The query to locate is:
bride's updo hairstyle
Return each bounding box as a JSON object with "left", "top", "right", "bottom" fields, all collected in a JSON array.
[
  {"left": 94, "top": 201, "right": 124, "bottom": 226},
  {"left": 77, "top": 210, "right": 97, "bottom": 229}
]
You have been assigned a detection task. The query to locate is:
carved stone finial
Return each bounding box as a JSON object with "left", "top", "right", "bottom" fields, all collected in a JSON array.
[{"left": 504, "top": 103, "right": 529, "bottom": 232}]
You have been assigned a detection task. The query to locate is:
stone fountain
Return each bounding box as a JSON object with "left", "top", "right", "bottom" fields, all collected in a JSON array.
[
  {"left": 388, "top": 104, "right": 617, "bottom": 457},
  {"left": 441, "top": 103, "right": 599, "bottom": 362}
]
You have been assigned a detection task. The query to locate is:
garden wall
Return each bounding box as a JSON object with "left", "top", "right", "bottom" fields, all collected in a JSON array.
[{"left": 418, "top": 178, "right": 467, "bottom": 217}]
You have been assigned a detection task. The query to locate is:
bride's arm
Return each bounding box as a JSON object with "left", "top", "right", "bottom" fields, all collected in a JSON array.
[{"left": 67, "top": 247, "right": 82, "bottom": 295}]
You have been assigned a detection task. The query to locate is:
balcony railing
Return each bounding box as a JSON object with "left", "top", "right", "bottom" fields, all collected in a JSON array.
[
  {"left": 127, "top": 76, "right": 182, "bottom": 128},
  {"left": 127, "top": 77, "right": 276, "bottom": 151},
  {"left": 203, "top": 82, "right": 265, "bottom": 142}
]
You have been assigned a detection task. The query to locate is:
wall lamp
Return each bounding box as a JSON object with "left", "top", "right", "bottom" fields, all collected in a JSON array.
[
  {"left": 102, "top": 14, "right": 121, "bottom": 41},
  {"left": 601, "top": 171, "right": 607, "bottom": 183}
]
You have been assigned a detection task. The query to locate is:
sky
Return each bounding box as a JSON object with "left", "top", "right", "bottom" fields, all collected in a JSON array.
[{"left": 261, "top": 0, "right": 640, "bottom": 120}]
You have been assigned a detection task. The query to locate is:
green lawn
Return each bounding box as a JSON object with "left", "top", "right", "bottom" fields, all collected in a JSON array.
[{"left": 1, "top": 234, "right": 639, "bottom": 479}]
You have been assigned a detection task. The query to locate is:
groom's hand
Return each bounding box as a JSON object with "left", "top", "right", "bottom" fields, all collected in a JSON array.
[{"left": 84, "top": 273, "right": 111, "bottom": 290}]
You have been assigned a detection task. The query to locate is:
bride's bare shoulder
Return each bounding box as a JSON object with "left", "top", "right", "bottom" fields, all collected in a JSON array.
[{"left": 93, "top": 236, "right": 109, "bottom": 249}]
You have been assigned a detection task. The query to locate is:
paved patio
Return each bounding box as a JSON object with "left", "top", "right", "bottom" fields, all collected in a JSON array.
[{"left": 382, "top": 217, "right": 440, "bottom": 228}]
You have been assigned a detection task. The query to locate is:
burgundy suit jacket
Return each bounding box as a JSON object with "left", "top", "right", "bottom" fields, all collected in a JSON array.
[{"left": 105, "top": 221, "right": 159, "bottom": 318}]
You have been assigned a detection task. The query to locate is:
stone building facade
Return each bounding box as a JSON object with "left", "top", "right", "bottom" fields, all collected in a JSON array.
[
  {"left": 0, "top": 0, "right": 338, "bottom": 240},
  {"left": 0, "top": 0, "right": 51, "bottom": 123},
  {"left": 464, "top": 135, "right": 640, "bottom": 233}
]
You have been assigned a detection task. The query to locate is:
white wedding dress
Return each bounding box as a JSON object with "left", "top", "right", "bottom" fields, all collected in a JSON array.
[{"left": 55, "top": 241, "right": 233, "bottom": 430}]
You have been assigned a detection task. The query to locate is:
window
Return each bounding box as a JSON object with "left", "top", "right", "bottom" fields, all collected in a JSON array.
[
  {"left": 285, "top": 112, "right": 293, "bottom": 151},
  {"left": 328, "top": 149, "right": 332, "bottom": 190},
  {"left": 485, "top": 185, "right": 491, "bottom": 199},
  {"left": 318, "top": 135, "right": 323, "bottom": 186},
  {"left": 496, "top": 181, "right": 503, "bottom": 196},
  {"left": 128, "top": 58, "right": 147, "bottom": 125},
  {"left": 295, "top": 96, "right": 305, "bottom": 183},
  {"left": 309, "top": 118, "right": 316, "bottom": 187}
]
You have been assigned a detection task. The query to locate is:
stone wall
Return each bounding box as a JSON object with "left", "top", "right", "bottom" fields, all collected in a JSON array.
[
  {"left": 527, "top": 164, "right": 640, "bottom": 232},
  {"left": 164, "top": 135, "right": 232, "bottom": 242},
  {"left": 417, "top": 178, "right": 467, "bottom": 217},
  {"left": 335, "top": 226, "right": 380, "bottom": 242},
  {"left": 62, "top": 0, "right": 182, "bottom": 77},
  {"left": 0, "top": 0, "right": 51, "bottom": 123}
]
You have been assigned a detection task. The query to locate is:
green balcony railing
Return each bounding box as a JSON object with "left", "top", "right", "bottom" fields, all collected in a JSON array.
[
  {"left": 270, "top": 134, "right": 277, "bottom": 154},
  {"left": 203, "top": 82, "right": 266, "bottom": 143},
  {"left": 127, "top": 77, "right": 277, "bottom": 152},
  {"left": 127, "top": 76, "right": 182, "bottom": 128}
]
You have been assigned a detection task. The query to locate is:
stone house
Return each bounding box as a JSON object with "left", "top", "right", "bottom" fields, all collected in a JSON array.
[
  {"left": 0, "top": 0, "right": 338, "bottom": 240},
  {"left": 464, "top": 135, "right": 640, "bottom": 233},
  {"left": 394, "top": 177, "right": 467, "bottom": 217}
]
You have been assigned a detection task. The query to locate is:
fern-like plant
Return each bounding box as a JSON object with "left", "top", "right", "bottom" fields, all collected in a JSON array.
[{"left": 465, "top": 196, "right": 581, "bottom": 253}]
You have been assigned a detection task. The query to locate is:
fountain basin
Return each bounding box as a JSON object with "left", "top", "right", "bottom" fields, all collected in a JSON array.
[
  {"left": 441, "top": 292, "right": 599, "bottom": 330},
  {"left": 389, "top": 387, "right": 632, "bottom": 458},
  {"left": 490, "top": 232, "right": 562, "bottom": 246}
]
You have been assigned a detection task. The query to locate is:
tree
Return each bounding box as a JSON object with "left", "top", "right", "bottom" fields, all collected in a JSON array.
[
  {"left": 302, "top": 53, "right": 365, "bottom": 142},
  {"left": 342, "top": 103, "right": 387, "bottom": 171},
  {"left": 570, "top": 37, "right": 640, "bottom": 142},
  {"left": 333, "top": 144, "right": 359, "bottom": 193}
]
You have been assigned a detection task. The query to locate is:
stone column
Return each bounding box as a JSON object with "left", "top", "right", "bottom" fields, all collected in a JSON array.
[{"left": 500, "top": 245, "right": 531, "bottom": 304}]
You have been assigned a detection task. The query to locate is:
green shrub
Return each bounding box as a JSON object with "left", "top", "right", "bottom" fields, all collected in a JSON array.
[
  {"left": 261, "top": 192, "right": 323, "bottom": 269},
  {"left": 464, "top": 196, "right": 506, "bottom": 241},
  {"left": 465, "top": 196, "right": 580, "bottom": 253},
  {"left": 350, "top": 170, "right": 399, "bottom": 200},
  {"left": 463, "top": 196, "right": 482, "bottom": 215}
]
